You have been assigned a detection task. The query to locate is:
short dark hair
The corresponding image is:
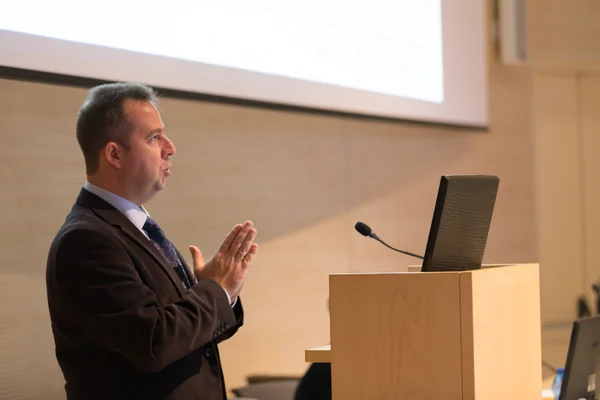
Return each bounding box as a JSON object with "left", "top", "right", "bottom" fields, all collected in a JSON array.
[{"left": 76, "top": 82, "right": 159, "bottom": 174}]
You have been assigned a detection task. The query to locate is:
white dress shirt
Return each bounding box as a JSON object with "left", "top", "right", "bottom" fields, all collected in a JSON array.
[
  {"left": 83, "top": 181, "right": 233, "bottom": 305},
  {"left": 84, "top": 181, "right": 149, "bottom": 235}
]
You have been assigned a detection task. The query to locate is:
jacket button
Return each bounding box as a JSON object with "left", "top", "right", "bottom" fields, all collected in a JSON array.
[{"left": 205, "top": 347, "right": 213, "bottom": 358}]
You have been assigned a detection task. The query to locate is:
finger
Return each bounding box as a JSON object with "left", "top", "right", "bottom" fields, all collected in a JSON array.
[
  {"left": 226, "top": 221, "right": 253, "bottom": 258},
  {"left": 242, "top": 243, "right": 258, "bottom": 266},
  {"left": 188, "top": 245, "right": 205, "bottom": 268},
  {"left": 236, "top": 228, "right": 257, "bottom": 260},
  {"left": 218, "top": 224, "right": 243, "bottom": 257},
  {"left": 224, "top": 222, "right": 250, "bottom": 253}
]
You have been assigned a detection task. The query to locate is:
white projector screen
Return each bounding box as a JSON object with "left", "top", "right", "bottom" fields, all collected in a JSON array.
[{"left": 0, "top": 0, "right": 488, "bottom": 127}]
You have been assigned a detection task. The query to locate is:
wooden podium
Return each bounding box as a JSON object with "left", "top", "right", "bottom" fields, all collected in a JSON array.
[{"left": 305, "top": 264, "right": 542, "bottom": 400}]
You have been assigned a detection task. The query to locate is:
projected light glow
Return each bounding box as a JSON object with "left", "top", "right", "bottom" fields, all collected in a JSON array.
[{"left": 0, "top": 0, "right": 487, "bottom": 126}]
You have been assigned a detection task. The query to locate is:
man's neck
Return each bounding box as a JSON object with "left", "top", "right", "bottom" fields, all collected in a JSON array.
[{"left": 86, "top": 176, "right": 140, "bottom": 206}]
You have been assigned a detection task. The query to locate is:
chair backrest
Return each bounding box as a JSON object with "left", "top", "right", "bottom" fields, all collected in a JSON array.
[
  {"left": 245, "top": 374, "right": 301, "bottom": 384},
  {"left": 231, "top": 379, "right": 299, "bottom": 400}
]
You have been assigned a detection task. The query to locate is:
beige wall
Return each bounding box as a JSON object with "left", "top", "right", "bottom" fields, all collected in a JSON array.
[
  {"left": 529, "top": 0, "right": 600, "bottom": 374},
  {"left": 1, "top": 1, "right": 594, "bottom": 396},
  {"left": 14, "top": 1, "right": 600, "bottom": 397},
  {"left": 0, "top": 62, "right": 535, "bottom": 398}
]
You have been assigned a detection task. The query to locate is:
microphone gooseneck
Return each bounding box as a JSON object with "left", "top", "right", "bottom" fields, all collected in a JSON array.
[{"left": 354, "top": 222, "right": 424, "bottom": 260}]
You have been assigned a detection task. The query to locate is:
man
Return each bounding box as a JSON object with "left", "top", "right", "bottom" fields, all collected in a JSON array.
[{"left": 45, "top": 82, "right": 257, "bottom": 400}]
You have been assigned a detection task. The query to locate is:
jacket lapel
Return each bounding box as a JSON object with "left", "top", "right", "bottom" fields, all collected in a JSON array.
[{"left": 76, "top": 188, "right": 186, "bottom": 297}]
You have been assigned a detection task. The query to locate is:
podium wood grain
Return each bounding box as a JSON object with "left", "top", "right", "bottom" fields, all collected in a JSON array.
[{"left": 309, "top": 264, "right": 542, "bottom": 399}]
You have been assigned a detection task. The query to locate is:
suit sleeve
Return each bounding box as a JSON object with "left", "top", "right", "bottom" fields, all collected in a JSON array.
[
  {"left": 213, "top": 299, "right": 243, "bottom": 345},
  {"left": 49, "top": 226, "right": 240, "bottom": 373}
]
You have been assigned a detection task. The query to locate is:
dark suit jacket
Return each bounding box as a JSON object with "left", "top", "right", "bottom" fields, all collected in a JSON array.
[{"left": 46, "top": 188, "right": 243, "bottom": 400}]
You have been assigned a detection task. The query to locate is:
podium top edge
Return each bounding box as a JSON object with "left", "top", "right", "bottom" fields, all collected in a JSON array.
[{"left": 328, "top": 263, "right": 539, "bottom": 276}]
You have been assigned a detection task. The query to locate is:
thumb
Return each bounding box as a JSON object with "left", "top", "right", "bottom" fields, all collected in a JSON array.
[{"left": 189, "top": 245, "right": 205, "bottom": 269}]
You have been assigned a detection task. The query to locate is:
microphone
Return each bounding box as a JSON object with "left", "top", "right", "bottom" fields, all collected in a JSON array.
[{"left": 354, "top": 222, "right": 424, "bottom": 260}]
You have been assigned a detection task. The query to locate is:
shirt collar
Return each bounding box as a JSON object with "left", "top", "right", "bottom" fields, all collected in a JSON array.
[{"left": 83, "top": 181, "right": 149, "bottom": 232}]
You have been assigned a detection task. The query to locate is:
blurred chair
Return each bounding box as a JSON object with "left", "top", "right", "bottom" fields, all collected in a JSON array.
[
  {"left": 245, "top": 374, "right": 301, "bottom": 384},
  {"left": 231, "top": 378, "right": 299, "bottom": 400}
]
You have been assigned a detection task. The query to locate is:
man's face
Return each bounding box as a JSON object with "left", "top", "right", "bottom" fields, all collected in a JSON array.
[{"left": 119, "top": 99, "right": 176, "bottom": 204}]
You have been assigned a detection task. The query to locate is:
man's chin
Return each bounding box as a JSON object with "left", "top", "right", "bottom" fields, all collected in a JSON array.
[{"left": 155, "top": 180, "right": 167, "bottom": 191}]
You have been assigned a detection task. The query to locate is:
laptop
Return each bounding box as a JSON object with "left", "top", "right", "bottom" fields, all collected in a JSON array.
[
  {"left": 558, "top": 313, "right": 600, "bottom": 400},
  {"left": 421, "top": 175, "right": 499, "bottom": 272}
]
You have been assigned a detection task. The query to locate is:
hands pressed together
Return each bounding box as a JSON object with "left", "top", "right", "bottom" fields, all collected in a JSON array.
[{"left": 189, "top": 221, "right": 258, "bottom": 303}]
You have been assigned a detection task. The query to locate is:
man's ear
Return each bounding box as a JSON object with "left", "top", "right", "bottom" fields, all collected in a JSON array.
[{"left": 103, "top": 142, "right": 125, "bottom": 169}]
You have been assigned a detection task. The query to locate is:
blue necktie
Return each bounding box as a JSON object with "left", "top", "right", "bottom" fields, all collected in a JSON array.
[{"left": 143, "top": 217, "right": 195, "bottom": 290}]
